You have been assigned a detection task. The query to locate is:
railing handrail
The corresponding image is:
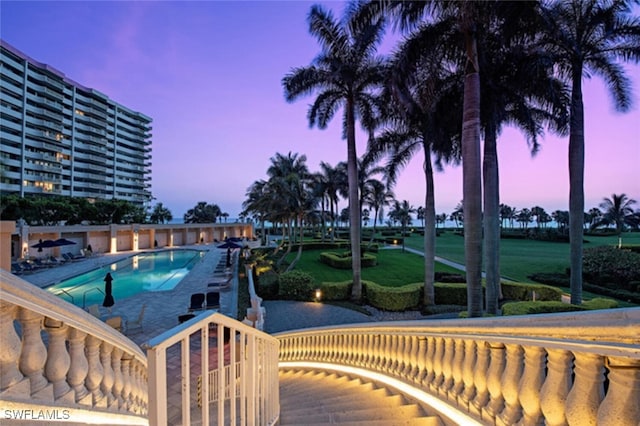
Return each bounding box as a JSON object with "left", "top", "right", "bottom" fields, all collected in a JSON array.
[
  {"left": 276, "top": 308, "right": 640, "bottom": 426},
  {"left": 146, "top": 310, "right": 280, "bottom": 426},
  {"left": 1, "top": 270, "right": 146, "bottom": 363},
  {"left": 275, "top": 308, "right": 640, "bottom": 344}
]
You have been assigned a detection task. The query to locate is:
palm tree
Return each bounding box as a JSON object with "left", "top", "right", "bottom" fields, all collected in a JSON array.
[
  {"left": 243, "top": 180, "right": 271, "bottom": 246},
  {"left": 283, "top": 4, "right": 387, "bottom": 301},
  {"left": 364, "top": 179, "right": 394, "bottom": 242},
  {"left": 540, "top": 0, "right": 640, "bottom": 305},
  {"left": 389, "top": 200, "right": 416, "bottom": 253},
  {"left": 366, "top": 26, "right": 463, "bottom": 307},
  {"left": 184, "top": 202, "right": 221, "bottom": 224},
  {"left": 597, "top": 193, "right": 637, "bottom": 248},
  {"left": 149, "top": 202, "right": 172, "bottom": 224},
  {"left": 317, "top": 161, "right": 346, "bottom": 242}
]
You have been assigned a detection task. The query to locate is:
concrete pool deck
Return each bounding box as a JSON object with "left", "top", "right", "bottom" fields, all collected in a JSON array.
[{"left": 18, "top": 243, "right": 238, "bottom": 346}]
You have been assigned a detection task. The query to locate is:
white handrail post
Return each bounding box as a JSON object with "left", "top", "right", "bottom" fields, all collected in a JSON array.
[{"left": 147, "top": 346, "right": 167, "bottom": 426}]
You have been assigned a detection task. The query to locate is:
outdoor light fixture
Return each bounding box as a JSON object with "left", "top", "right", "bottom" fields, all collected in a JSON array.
[{"left": 314, "top": 289, "right": 322, "bottom": 302}]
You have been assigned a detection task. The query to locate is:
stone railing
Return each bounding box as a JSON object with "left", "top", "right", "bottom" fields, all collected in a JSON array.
[
  {"left": 277, "top": 308, "right": 640, "bottom": 426},
  {"left": 0, "top": 270, "right": 148, "bottom": 425}
]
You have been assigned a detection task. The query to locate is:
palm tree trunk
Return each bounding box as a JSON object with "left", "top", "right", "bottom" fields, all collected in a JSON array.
[
  {"left": 346, "top": 98, "right": 362, "bottom": 301},
  {"left": 462, "top": 22, "right": 483, "bottom": 317},
  {"left": 423, "top": 143, "right": 436, "bottom": 306},
  {"left": 569, "top": 67, "right": 584, "bottom": 305},
  {"left": 483, "top": 123, "right": 500, "bottom": 314}
]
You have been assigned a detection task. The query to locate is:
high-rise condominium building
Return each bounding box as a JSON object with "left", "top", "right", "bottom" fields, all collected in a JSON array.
[{"left": 0, "top": 40, "right": 152, "bottom": 207}]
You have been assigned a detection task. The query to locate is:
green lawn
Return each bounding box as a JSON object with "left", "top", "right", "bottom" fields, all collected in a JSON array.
[
  {"left": 284, "top": 248, "right": 461, "bottom": 287},
  {"left": 403, "top": 230, "right": 640, "bottom": 283}
]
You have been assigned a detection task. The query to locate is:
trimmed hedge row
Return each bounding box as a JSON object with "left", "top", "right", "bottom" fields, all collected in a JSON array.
[
  {"left": 502, "top": 297, "right": 619, "bottom": 316},
  {"left": 365, "top": 281, "right": 423, "bottom": 311},
  {"left": 319, "top": 252, "right": 378, "bottom": 269}
]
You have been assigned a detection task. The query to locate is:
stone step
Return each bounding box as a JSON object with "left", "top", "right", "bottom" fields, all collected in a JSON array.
[{"left": 278, "top": 368, "right": 442, "bottom": 426}]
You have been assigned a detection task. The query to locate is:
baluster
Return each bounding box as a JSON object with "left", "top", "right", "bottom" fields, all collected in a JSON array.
[
  {"left": 0, "top": 302, "right": 25, "bottom": 392},
  {"left": 421, "top": 336, "right": 436, "bottom": 387},
  {"left": 112, "top": 348, "right": 124, "bottom": 409},
  {"left": 408, "top": 336, "right": 419, "bottom": 379},
  {"left": 540, "top": 348, "right": 572, "bottom": 426},
  {"left": 430, "top": 337, "right": 444, "bottom": 393},
  {"left": 85, "top": 335, "right": 105, "bottom": 406},
  {"left": 362, "top": 334, "right": 371, "bottom": 367},
  {"left": 497, "top": 343, "right": 524, "bottom": 426},
  {"left": 372, "top": 334, "right": 382, "bottom": 370},
  {"left": 471, "top": 341, "right": 491, "bottom": 417},
  {"left": 415, "top": 337, "right": 427, "bottom": 385},
  {"left": 67, "top": 329, "right": 90, "bottom": 404},
  {"left": 459, "top": 339, "right": 477, "bottom": 410},
  {"left": 394, "top": 335, "right": 404, "bottom": 377},
  {"left": 483, "top": 342, "right": 506, "bottom": 421},
  {"left": 449, "top": 338, "right": 465, "bottom": 403},
  {"left": 121, "top": 355, "right": 133, "bottom": 412},
  {"left": 389, "top": 334, "right": 399, "bottom": 373},
  {"left": 518, "top": 345, "right": 546, "bottom": 426},
  {"left": 100, "top": 343, "right": 115, "bottom": 406},
  {"left": 440, "top": 338, "right": 455, "bottom": 398},
  {"left": 565, "top": 352, "right": 605, "bottom": 426},
  {"left": 18, "top": 308, "right": 49, "bottom": 397},
  {"left": 597, "top": 357, "right": 640, "bottom": 426},
  {"left": 43, "top": 318, "right": 71, "bottom": 401},
  {"left": 383, "top": 334, "right": 393, "bottom": 372},
  {"left": 353, "top": 334, "right": 362, "bottom": 365}
]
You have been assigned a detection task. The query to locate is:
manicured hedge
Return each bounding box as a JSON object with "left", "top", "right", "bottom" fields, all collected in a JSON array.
[
  {"left": 317, "top": 280, "right": 352, "bottom": 301},
  {"left": 364, "top": 281, "right": 423, "bottom": 311},
  {"left": 278, "top": 270, "right": 316, "bottom": 301},
  {"left": 583, "top": 246, "right": 640, "bottom": 291},
  {"left": 256, "top": 270, "right": 279, "bottom": 300},
  {"left": 502, "top": 282, "right": 562, "bottom": 302},
  {"left": 319, "top": 252, "right": 377, "bottom": 269},
  {"left": 502, "top": 297, "right": 619, "bottom": 316}
]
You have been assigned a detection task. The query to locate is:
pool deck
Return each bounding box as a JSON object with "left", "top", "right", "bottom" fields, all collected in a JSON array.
[{"left": 17, "top": 243, "right": 238, "bottom": 346}]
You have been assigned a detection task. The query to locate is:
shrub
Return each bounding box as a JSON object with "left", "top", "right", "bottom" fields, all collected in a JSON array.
[
  {"left": 583, "top": 246, "right": 640, "bottom": 291},
  {"left": 502, "top": 282, "right": 562, "bottom": 302},
  {"left": 502, "top": 301, "right": 584, "bottom": 316},
  {"left": 317, "top": 280, "right": 352, "bottom": 301},
  {"left": 256, "top": 270, "right": 279, "bottom": 300},
  {"left": 364, "top": 281, "right": 422, "bottom": 311},
  {"left": 527, "top": 272, "right": 570, "bottom": 287},
  {"left": 278, "top": 270, "right": 316, "bottom": 301},
  {"left": 319, "top": 252, "right": 377, "bottom": 269},
  {"left": 582, "top": 298, "right": 619, "bottom": 310},
  {"left": 434, "top": 283, "right": 469, "bottom": 305}
]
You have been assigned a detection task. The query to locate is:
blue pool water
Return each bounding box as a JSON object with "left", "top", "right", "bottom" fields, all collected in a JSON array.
[{"left": 47, "top": 249, "right": 206, "bottom": 307}]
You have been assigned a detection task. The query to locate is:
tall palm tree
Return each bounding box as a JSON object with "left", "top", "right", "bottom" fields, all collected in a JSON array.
[
  {"left": 355, "top": 0, "right": 485, "bottom": 316},
  {"left": 540, "top": 0, "right": 640, "bottom": 305},
  {"left": 366, "top": 23, "right": 463, "bottom": 307},
  {"left": 242, "top": 180, "right": 271, "bottom": 246},
  {"left": 149, "top": 202, "right": 172, "bottom": 224},
  {"left": 283, "top": 4, "right": 388, "bottom": 301},
  {"left": 597, "top": 193, "right": 637, "bottom": 248}
]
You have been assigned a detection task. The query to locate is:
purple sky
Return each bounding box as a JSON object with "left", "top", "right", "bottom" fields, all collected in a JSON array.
[{"left": 2, "top": 1, "right": 639, "bottom": 220}]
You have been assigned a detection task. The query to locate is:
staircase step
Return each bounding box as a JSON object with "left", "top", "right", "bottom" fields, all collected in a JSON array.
[{"left": 279, "top": 368, "right": 440, "bottom": 425}]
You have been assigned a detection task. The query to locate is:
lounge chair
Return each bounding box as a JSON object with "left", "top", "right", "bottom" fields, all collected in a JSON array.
[
  {"left": 126, "top": 304, "right": 146, "bottom": 334},
  {"left": 188, "top": 293, "right": 205, "bottom": 312},
  {"left": 87, "top": 304, "right": 102, "bottom": 318},
  {"left": 106, "top": 316, "right": 123, "bottom": 332},
  {"left": 11, "top": 262, "right": 24, "bottom": 275},
  {"left": 206, "top": 292, "right": 220, "bottom": 310}
]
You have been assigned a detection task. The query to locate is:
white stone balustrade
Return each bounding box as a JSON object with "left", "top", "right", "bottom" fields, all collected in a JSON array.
[
  {"left": 277, "top": 308, "right": 640, "bottom": 426},
  {"left": 0, "top": 270, "right": 147, "bottom": 424}
]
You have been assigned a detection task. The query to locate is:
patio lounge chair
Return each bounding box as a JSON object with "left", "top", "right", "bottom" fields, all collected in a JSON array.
[
  {"left": 126, "top": 304, "right": 146, "bottom": 334},
  {"left": 188, "top": 293, "right": 205, "bottom": 312},
  {"left": 87, "top": 304, "right": 102, "bottom": 318},
  {"left": 206, "top": 292, "right": 220, "bottom": 310},
  {"left": 106, "top": 316, "right": 123, "bottom": 332}
]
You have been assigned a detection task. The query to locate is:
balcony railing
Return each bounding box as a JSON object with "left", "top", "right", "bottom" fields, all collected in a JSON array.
[
  {"left": 0, "top": 270, "right": 148, "bottom": 425},
  {"left": 276, "top": 308, "right": 640, "bottom": 426}
]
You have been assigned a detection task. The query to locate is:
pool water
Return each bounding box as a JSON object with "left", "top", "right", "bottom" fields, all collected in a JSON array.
[{"left": 47, "top": 249, "right": 206, "bottom": 307}]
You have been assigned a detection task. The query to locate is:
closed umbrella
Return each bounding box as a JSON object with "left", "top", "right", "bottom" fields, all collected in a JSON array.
[{"left": 103, "top": 273, "right": 115, "bottom": 312}]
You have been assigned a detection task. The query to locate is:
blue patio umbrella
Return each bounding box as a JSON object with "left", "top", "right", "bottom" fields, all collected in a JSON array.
[
  {"left": 53, "top": 238, "right": 76, "bottom": 247},
  {"left": 32, "top": 239, "right": 57, "bottom": 252}
]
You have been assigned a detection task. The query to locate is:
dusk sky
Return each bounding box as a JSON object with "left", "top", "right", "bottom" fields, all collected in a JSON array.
[{"left": 2, "top": 1, "right": 638, "bottom": 221}]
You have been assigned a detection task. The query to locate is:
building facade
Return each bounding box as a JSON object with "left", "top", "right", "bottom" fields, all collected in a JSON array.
[{"left": 0, "top": 40, "right": 152, "bottom": 207}]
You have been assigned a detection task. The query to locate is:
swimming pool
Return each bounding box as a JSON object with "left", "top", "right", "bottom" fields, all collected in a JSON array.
[{"left": 47, "top": 249, "right": 206, "bottom": 307}]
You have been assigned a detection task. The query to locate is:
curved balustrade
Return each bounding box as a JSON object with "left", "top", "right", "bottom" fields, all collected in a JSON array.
[
  {"left": 277, "top": 308, "right": 640, "bottom": 426},
  {"left": 0, "top": 270, "right": 148, "bottom": 425}
]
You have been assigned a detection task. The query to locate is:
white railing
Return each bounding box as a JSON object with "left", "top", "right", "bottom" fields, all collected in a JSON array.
[
  {"left": 0, "top": 270, "right": 148, "bottom": 425},
  {"left": 146, "top": 310, "right": 280, "bottom": 426},
  {"left": 276, "top": 308, "right": 640, "bottom": 426}
]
